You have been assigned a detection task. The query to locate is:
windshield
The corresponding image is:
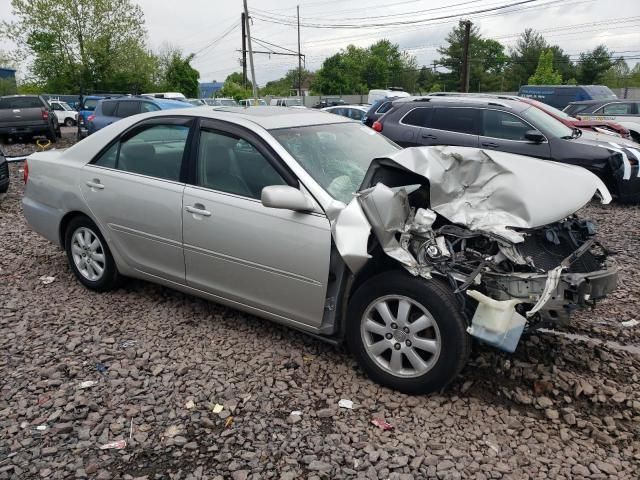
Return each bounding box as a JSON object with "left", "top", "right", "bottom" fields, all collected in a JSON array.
[
  {"left": 520, "top": 105, "right": 574, "bottom": 138},
  {"left": 270, "top": 123, "right": 400, "bottom": 203}
]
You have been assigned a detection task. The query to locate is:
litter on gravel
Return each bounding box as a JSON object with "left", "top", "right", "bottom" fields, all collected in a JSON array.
[
  {"left": 338, "top": 399, "right": 354, "bottom": 409},
  {"left": 185, "top": 400, "right": 195, "bottom": 409},
  {"left": 621, "top": 319, "right": 639, "bottom": 327},
  {"left": 99, "top": 439, "right": 127, "bottom": 450},
  {"left": 371, "top": 418, "right": 393, "bottom": 431},
  {"left": 211, "top": 403, "right": 224, "bottom": 414},
  {"left": 77, "top": 380, "right": 97, "bottom": 389},
  {"left": 38, "top": 275, "right": 55, "bottom": 285}
]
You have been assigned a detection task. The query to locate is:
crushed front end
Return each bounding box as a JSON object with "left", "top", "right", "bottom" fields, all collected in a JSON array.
[{"left": 330, "top": 146, "right": 618, "bottom": 354}]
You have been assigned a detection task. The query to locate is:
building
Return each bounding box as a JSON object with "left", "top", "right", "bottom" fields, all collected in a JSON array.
[
  {"left": 0, "top": 67, "right": 17, "bottom": 95},
  {"left": 199, "top": 82, "right": 224, "bottom": 98}
]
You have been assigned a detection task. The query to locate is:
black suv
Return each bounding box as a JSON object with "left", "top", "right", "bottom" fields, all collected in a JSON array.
[{"left": 376, "top": 96, "right": 640, "bottom": 203}]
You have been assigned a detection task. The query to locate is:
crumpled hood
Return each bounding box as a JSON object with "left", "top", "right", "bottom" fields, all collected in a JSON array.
[{"left": 331, "top": 146, "right": 611, "bottom": 273}]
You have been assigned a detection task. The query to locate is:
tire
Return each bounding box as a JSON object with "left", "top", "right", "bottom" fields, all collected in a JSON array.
[
  {"left": 64, "top": 216, "right": 121, "bottom": 292},
  {"left": 46, "top": 127, "right": 57, "bottom": 143},
  {"left": 631, "top": 131, "right": 640, "bottom": 144},
  {"left": 64, "top": 118, "right": 75, "bottom": 127},
  {"left": 347, "top": 271, "right": 471, "bottom": 394}
]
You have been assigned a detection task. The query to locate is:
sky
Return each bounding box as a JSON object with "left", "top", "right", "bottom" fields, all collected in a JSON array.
[{"left": 2, "top": 0, "right": 640, "bottom": 86}]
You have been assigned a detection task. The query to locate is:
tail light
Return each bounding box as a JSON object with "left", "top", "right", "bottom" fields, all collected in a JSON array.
[
  {"left": 372, "top": 121, "right": 383, "bottom": 132},
  {"left": 23, "top": 160, "right": 29, "bottom": 184},
  {"left": 41, "top": 109, "right": 49, "bottom": 121},
  {"left": 87, "top": 114, "right": 95, "bottom": 123}
]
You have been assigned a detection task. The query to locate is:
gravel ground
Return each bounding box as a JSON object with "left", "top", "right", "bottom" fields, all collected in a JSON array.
[{"left": 1, "top": 134, "right": 639, "bottom": 479}]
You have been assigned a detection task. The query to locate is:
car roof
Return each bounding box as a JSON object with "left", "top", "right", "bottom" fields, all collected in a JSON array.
[
  {"left": 324, "top": 104, "right": 368, "bottom": 110},
  {"left": 176, "top": 106, "right": 352, "bottom": 129},
  {"left": 567, "top": 99, "right": 626, "bottom": 106},
  {"left": 394, "top": 95, "right": 528, "bottom": 112}
]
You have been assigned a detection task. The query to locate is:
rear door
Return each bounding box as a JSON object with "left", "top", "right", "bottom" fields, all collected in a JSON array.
[
  {"left": 479, "top": 109, "right": 551, "bottom": 158},
  {"left": 80, "top": 116, "right": 193, "bottom": 283},
  {"left": 182, "top": 118, "right": 332, "bottom": 327},
  {"left": 393, "top": 106, "right": 432, "bottom": 147},
  {"left": 424, "top": 107, "right": 480, "bottom": 147}
]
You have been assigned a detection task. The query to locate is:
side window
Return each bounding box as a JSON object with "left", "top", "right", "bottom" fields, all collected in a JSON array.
[
  {"left": 141, "top": 102, "right": 161, "bottom": 113},
  {"left": 51, "top": 103, "right": 62, "bottom": 111},
  {"left": 101, "top": 101, "right": 117, "bottom": 116},
  {"left": 93, "top": 142, "right": 119, "bottom": 169},
  {"left": 401, "top": 107, "right": 432, "bottom": 127},
  {"left": 376, "top": 101, "right": 394, "bottom": 114},
  {"left": 602, "top": 103, "right": 633, "bottom": 115},
  {"left": 115, "top": 101, "right": 140, "bottom": 118},
  {"left": 482, "top": 110, "right": 532, "bottom": 140},
  {"left": 197, "top": 130, "right": 286, "bottom": 199},
  {"left": 432, "top": 108, "right": 479, "bottom": 135},
  {"left": 349, "top": 109, "right": 365, "bottom": 120},
  {"left": 92, "top": 124, "right": 190, "bottom": 181}
]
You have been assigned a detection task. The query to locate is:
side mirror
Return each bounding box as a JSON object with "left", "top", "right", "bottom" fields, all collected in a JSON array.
[
  {"left": 261, "top": 185, "right": 315, "bottom": 212},
  {"left": 525, "top": 129, "right": 545, "bottom": 143}
]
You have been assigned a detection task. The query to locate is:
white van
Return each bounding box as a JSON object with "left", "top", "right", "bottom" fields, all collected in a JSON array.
[
  {"left": 367, "top": 89, "right": 410, "bottom": 105},
  {"left": 141, "top": 92, "right": 187, "bottom": 101},
  {"left": 269, "top": 98, "right": 304, "bottom": 108}
]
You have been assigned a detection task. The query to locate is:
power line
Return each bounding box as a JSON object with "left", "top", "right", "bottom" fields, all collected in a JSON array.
[
  {"left": 192, "top": 23, "right": 239, "bottom": 57},
  {"left": 251, "top": 0, "right": 542, "bottom": 28}
]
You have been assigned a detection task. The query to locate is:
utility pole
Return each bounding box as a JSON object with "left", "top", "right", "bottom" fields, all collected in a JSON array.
[
  {"left": 243, "top": 0, "right": 258, "bottom": 101},
  {"left": 460, "top": 20, "right": 472, "bottom": 93},
  {"left": 241, "top": 12, "right": 247, "bottom": 89},
  {"left": 297, "top": 5, "right": 302, "bottom": 97}
]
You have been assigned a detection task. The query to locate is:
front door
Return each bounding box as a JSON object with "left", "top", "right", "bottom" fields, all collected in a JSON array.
[
  {"left": 182, "top": 121, "right": 332, "bottom": 328},
  {"left": 80, "top": 117, "right": 193, "bottom": 283},
  {"left": 479, "top": 109, "right": 551, "bottom": 158}
]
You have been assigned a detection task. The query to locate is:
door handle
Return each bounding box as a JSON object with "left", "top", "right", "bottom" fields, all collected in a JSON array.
[
  {"left": 86, "top": 179, "right": 104, "bottom": 190},
  {"left": 186, "top": 205, "right": 211, "bottom": 217},
  {"left": 481, "top": 142, "right": 499, "bottom": 148},
  {"left": 421, "top": 133, "right": 437, "bottom": 139}
]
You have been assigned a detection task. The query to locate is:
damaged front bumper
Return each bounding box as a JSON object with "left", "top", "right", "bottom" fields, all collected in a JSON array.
[{"left": 467, "top": 265, "right": 618, "bottom": 352}]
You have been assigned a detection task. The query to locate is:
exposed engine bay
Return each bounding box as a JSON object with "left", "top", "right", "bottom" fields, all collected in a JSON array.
[{"left": 330, "top": 146, "right": 619, "bottom": 352}]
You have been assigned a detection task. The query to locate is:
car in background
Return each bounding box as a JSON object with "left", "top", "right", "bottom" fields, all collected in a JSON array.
[
  {"left": 322, "top": 105, "right": 368, "bottom": 121},
  {"left": 49, "top": 99, "right": 78, "bottom": 127},
  {"left": 87, "top": 97, "right": 191, "bottom": 135},
  {"left": 186, "top": 98, "right": 206, "bottom": 106},
  {"left": 0, "top": 148, "right": 8, "bottom": 196},
  {"left": 362, "top": 97, "right": 401, "bottom": 127},
  {"left": 375, "top": 96, "right": 640, "bottom": 203},
  {"left": 367, "top": 88, "right": 410, "bottom": 105},
  {"left": 518, "top": 85, "right": 617, "bottom": 110},
  {"left": 0, "top": 95, "right": 60, "bottom": 143},
  {"left": 239, "top": 98, "right": 267, "bottom": 107},
  {"left": 77, "top": 95, "right": 119, "bottom": 138},
  {"left": 428, "top": 93, "right": 630, "bottom": 139},
  {"left": 204, "top": 98, "right": 238, "bottom": 107},
  {"left": 269, "top": 98, "right": 304, "bottom": 108},
  {"left": 142, "top": 92, "right": 187, "bottom": 101},
  {"left": 312, "top": 97, "right": 346, "bottom": 109},
  {"left": 22, "top": 106, "right": 617, "bottom": 394},
  {"left": 564, "top": 100, "right": 640, "bottom": 143}
]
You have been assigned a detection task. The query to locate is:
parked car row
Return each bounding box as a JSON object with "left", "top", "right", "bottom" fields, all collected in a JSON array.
[{"left": 373, "top": 94, "right": 640, "bottom": 203}]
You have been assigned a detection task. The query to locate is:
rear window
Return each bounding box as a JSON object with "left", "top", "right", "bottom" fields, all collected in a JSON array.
[
  {"left": 0, "top": 97, "right": 44, "bottom": 109},
  {"left": 101, "top": 101, "right": 117, "bottom": 116},
  {"left": 115, "top": 101, "right": 140, "bottom": 118},
  {"left": 401, "top": 107, "right": 432, "bottom": 127},
  {"left": 564, "top": 103, "right": 592, "bottom": 116},
  {"left": 83, "top": 99, "right": 99, "bottom": 111},
  {"left": 431, "top": 107, "right": 479, "bottom": 135},
  {"left": 376, "top": 101, "right": 394, "bottom": 114}
]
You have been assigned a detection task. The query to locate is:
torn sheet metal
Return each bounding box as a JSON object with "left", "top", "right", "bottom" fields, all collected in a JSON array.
[
  {"left": 365, "top": 146, "right": 612, "bottom": 243},
  {"left": 328, "top": 146, "right": 611, "bottom": 274}
]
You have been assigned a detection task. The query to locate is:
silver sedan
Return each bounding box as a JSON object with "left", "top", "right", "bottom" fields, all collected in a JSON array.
[{"left": 23, "top": 107, "right": 617, "bottom": 393}]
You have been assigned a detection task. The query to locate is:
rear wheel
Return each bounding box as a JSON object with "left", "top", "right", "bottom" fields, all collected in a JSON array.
[
  {"left": 64, "top": 117, "right": 75, "bottom": 127},
  {"left": 64, "top": 216, "right": 121, "bottom": 291},
  {"left": 347, "top": 271, "right": 470, "bottom": 394}
]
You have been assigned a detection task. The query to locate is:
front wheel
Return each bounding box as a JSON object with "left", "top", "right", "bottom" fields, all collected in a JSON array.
[
  {"left": 64, "top": 118, "right": 75, "bottom": 127},
  {"left": 64, "top": 216, "right": 121, "bottom": 291},
  {"left": 347, "top": 271, "right": 471, "bottom": 394}
]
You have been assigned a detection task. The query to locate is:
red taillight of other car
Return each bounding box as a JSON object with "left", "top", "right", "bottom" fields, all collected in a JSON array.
[
  {"left": 372, "top": 121, "right": 383, "bottom": 132},
  {"left": 87, "top": 114, "right": 95, "bottom": 122},
  {"left": 41, "top": 109, "right": 49, "bottom": 121},
  {"left": 23, "top": 160, "right": 29, "bottom": 184}
]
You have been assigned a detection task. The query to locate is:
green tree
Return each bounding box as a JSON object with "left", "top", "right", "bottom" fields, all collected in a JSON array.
[
  {"left": 577, "top": 45, "right": 613, "bottom": 84},
  {"left": 3, "top": 0, "right": 157, "bottom": 93},
  {"left": 217, "top": 72, "right": 253, "bottom": 100},
  {"left": 224, "top": 71, "right": 253, "bottom": 90},
  {"left": 437, "top": 22, "right": 507, "bottom": 92},
  {"left": 504, "top": 29, "right": 548, "bottom": 89},
  {"left": 262, "top": 68, "right": 312, "bottom": 96},
  {"left": 311, "top": 40, "right": 417, "bottom": 94},
  {"left": 158, "top": 49, "right": 200, "bottom": 97},
  {"left": 600, "top": 57, "right": 633, "bottom": 88},
  {"left": 528, "top": 50, "right": 562, "bottom": 85},
  {"left": 416, "top": 66, "right": 435, "bottom": 93}
]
